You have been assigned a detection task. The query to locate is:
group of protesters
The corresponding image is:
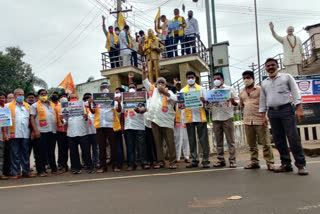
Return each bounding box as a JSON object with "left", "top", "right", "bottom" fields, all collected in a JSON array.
[
  {"left": 102, "top": 8, "right": 199, "bottom": 68},
  {"left": 0, "top": 56, "right": 309, "bottom": 180}
]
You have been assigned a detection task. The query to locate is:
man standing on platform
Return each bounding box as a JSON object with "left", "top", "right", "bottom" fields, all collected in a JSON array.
[
  {"left": 184, "top": 10, "right": 199, "bottom": 55},
  {"left": 259, "top": 58, "right": 308, "bottom": 176}
]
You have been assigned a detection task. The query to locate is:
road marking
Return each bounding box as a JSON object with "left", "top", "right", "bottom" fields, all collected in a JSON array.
[{"left": 1, "top": 160, "right": 320, "bottom": 190}]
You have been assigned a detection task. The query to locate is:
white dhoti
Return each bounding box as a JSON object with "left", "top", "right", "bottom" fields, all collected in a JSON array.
[{"left": 174, "top": 123, "right": 190, "bottom": 161}]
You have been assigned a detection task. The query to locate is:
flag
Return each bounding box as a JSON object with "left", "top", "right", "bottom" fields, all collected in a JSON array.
[
  {"left": 59, "top": 72, "right": 76, "bottom": 95},
  {"left": 117, "top": 12, "right": 126, "bottom": 30},
  {"left": 154, "top": 8, "right": 161, "bottom": 34}
]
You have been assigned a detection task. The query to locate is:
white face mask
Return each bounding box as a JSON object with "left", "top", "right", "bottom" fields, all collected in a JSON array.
[
  {"left": 128, "top": 88, "right": 136, "bottom": 93},
  {"left": 60, "top": 97, "right": 68, "bottom": 103},
  {"left": 115, "top": 93, "right": 121, "bottom": 98},
  {"left": 187, "top": 78, "right": 195, "bottom": 85},
  {"left": 214, "top": 79, "right": 222, "bottom": 87},
  {"left": 102, "top": 88, "right": 109, "bottom": 93}
]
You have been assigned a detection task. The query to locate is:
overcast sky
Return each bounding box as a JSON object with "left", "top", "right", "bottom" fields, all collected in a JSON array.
[{"left": 1, "top": 0, "right": 319, "bottom": 88}]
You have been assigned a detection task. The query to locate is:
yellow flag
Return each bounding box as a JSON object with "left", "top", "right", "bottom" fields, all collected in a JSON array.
[
  {"left": 154, "top": 8, "right": 161, "bottom": 34},
  {"left": 117, "top": 12, "right": 126, "bottom": 30},
  {"left": 59, "top": 72, "right": 76, "bottom": 95}
]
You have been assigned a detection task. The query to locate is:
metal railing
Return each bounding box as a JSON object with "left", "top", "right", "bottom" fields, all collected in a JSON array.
[
  {"left": 101, "top": 34, "right": 209, "bottom": 70},
  {"left": 232, "top": 54, "right": 284, "bottom": 94},
  {"left": 303, "top": 32, "right": 320, "bottom": 59}
]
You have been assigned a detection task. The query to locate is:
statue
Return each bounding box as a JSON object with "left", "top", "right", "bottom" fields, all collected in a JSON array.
[
  {"left": 144, "top": 29, "right": 164, "bottom": 83},
  {"left": 269, "top": 22, "right": 304, "bottom": 75}
]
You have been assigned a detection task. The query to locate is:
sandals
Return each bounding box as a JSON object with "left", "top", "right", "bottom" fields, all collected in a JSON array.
[
  {"left": 169, "top": 164, "right": 177, "bottom": 169},
  {"left": 143, "top": 165, "right": 151, "bottom": 170},
  {"left": 113, "top": 168, "right": 121, "bottom": 172},
  {"left": 244, "top": 163, "right": 260, "bottom": 169},
  {"left": 229, "top": 163, "right": 237, "bottom": 168},
  {"left": 213, "top": 162, "right": 226, "bottom": 168}
]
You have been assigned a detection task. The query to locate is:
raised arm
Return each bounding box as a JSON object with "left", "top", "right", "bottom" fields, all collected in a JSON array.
[
  {"left": 128, "top": 72, "right": 134, "bottom": 84},
  {"left": 102, "top": 16, "right": 108, "bottom": 37},
  {"left": 269, "top": 22, "right": 284, "bottom": 44}
]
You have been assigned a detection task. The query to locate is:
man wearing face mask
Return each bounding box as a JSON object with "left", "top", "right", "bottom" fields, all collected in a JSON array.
[
  {"left": 119, "top": 25, "right": 133, "bottom": 66},
  {"left": 184, "top": 10, "right": 199, "bottom": 55},
  {"left": 239, "top": 71, "right": 274, "bottom": 171},
  {"left": 142, "top": 63, "right": 178, "bottom": 169},
  {"left": 6, "top": 89, "right": 35, "bottom": 179},
  {"left": 114, "top": 88, "right": 125, "bottom": 169},
  {"left": 172, "top": 8, "right": 186, "bottom": 57},
  {"left": 50, "top": 92, "right": 68, "bottom": 172},
  {"left": 210, "top": 72, "right": 239, "bottom": 168},
  {"left": 88, "top": 82, "right": 122, "bottom": 173},
  {"left": 102, "top": 16, "right": 120, "bottom": 68},
  {"left": 181, "top": 71, "right": 209, "bottom": 168},
  {"left": 30, "top": 89, "right": 58, "bottom": 176},
  {"left": 259, "top": 58, "right": 308, "bottom": 176}
]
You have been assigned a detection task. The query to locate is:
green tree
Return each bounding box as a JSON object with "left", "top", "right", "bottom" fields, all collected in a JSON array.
[{"left": 0, "top": 46, "right": 47, "bottom": 95}]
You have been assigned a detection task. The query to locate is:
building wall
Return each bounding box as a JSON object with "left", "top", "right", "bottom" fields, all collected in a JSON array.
[
  {"left": 76, "top": 78, "right": 109, "bottom": 99},
  {"left": 307, "top": 27, "right": 320, "bottom": 49}
]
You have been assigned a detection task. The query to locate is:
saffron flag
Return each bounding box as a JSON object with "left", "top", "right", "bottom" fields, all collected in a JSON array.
[
  {"left": 117, "top": 12, "right": 126, "bottom": 30},
  {"left": 59, "top": 72, "right": 76, "bottom": 95},
  {"left": 154, "top": 7, "right": 161, "bottom": 34}
]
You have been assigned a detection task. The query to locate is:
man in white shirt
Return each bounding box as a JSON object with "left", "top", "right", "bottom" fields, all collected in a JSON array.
[
  {"left": 119, "top": 25, "right": 132, "bottom": 66},
  {"left": 181, "top": 71, "right": 209, "bottom": 168},
  {"left": 124, "top": 82, "right": 150, "bottom": 170},
  {"left": 30, "top": 89, "right": 58, "bottom": 176},
  {"left": 66, "top": 94, "right": 93, "bottom": 174},
  {"left": 7, "top": 88, "right": 35, "bottom": 179},
  {"left": 142, "top": 64, "right": 178, "bottom": 169},
  {"left": 184, "top": 10, "right": 199, "bottom": 55},
  {"left": 210, "top": 73, "right": 239, "bottom": 168}
]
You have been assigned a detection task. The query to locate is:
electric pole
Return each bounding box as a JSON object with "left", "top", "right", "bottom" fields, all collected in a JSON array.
[
  {"left": 254, "top": 0, "right": 261, "bottom": 84},
  {"left": 110, "top": 0, "right": 132, "bottom": 23},
  {"left": 211, "top": 0, "right": 217, "bottom": 44},
  {"left": 205, "top": 0, "right": 214, "bottom": 89},
  {"left": 249, "top": 62, "right": 257, "bottom": 72}
]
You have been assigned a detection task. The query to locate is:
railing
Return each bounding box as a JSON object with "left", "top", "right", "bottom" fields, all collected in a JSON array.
[
  {"left": 101, "top": 34, "right": 209, "bottom": 70},
  {"left": 232, "top": 53, "right": 284, "bottom": 94},
  {"left": 303, "top": 32, "right": 320, "bottom": 59}
]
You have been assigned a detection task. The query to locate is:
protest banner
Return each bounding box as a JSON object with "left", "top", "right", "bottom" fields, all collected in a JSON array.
[
  {"left": 168, "top": 20, "right": 181, "bottom": 31},
  {"left": 61, "top": 101, "right": 84, "bottom": 117},
  {"left": 0, "top": 108, "right": 12, "bottom": 127},
  {"left": 92, "top": 93, "right": 115, "bottom": 109},
  {"left": 184, "top": 91, "right": 202, "bottom": 109},
  {"left": 205, "top": 89, "right": 231, "bottom": 108},
  {"left": 122, "top": 92, "right": 147, "bottom": 110},
  {"left": 177, "top": 92, "right": 185, "bottom": 110},
  {"left": 294, "top": 75, "right": 320, "bottom": 103}
]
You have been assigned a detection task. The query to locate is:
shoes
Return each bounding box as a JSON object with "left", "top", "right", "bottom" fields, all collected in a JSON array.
[
  {"left": 274, "top": 165, "right": 293, "bottom": 173},
  {"left": 186, "top": 163, "right": 199, "bottom": 168},
  {"left": 72, "top": 170, "right": 82, "bottom": 174},
  {"left": 213, "top": 162, "right": 226, "bottom": 168},
  {"left": 22, "top": 174, "right": 36, "bottom": 178},
  {"left": 267, "top": 163, "right": 275, "bottom": 171},
  {"left": 244, "top": 163, "right": 260, "bottom": 169},
  {"left": 297, "top": 167, "right": 309, "bottom": 176}
]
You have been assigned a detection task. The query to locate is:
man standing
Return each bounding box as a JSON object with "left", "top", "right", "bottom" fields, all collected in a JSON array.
[
  {"left": 157, "top": 15, "right": 173, "bottom": 58},
  {"left": 7, "top": 89, "right": 35, "bottom": 178},
  {"left": 269, "top": 22, "right": 304, "bottom": 75},
  {"left": 26, "top": 93, "right": 36, "bottom": 106},
  {"left": 119, "top": 25, "right": 132, "bottom": 66},
  {"left": 7, "top": 93, "right": 14, "bottom": 103},
  {"left": 0, "top": 100, "right": 9, "bottom": 180},
  {"left": 30, "top": 89, "right": 58, "bottom": 176},
  {"left": 211, "top": 73, "right": 238, "bottom": 168},
  {"left": 239, "top": 71, "right": 274, "bottom": 170},
  {"left": 172, "top": 8, "right": 186, "bottom": 57},
  {"left": 102, "top": 16, "right": 119, "bottom": 68},
  {"left": 142, "top": 64, "right": 177, "bottom": 169},
  {"left": 88, "top": 82, "right": 121, "bottom": 173},
  {"left": 184, "top": 10, "right": 199, "bottom": 55},
  {"left": 259, "top": 58, "right": 308, "bottom": 175},
  {"left": 181, "top": 71, "right": 209, "bottom": 168}
]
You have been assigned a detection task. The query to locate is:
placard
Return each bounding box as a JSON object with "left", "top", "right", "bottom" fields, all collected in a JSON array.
[
  {"left": 184, "top": 91, "right": 202, "bottom": 109},
  {"left": 122, "top": 92, "right": 147, "bottom": 110},
  {"left": 0, "top": 108, "right": 12, "bottom": 127},
  {"left": 61, "top": 101, "right": 84, "bottom": 117},
  {"left": 92, "top": 93, "right": 115, "bottom": 109},
  {"left": 177, "top": 92, "right": 185, "bottom": 110},
  {"left": 206, "top": 89, "right": 230, "bottom": 103},
  {"left": 168, "top": 20, "right": 181, "bottom": 31}
]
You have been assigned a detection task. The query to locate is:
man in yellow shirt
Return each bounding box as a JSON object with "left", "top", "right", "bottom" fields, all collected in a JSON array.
[{"left": 172, "top": 8, "right": 186, "bottom": 57}]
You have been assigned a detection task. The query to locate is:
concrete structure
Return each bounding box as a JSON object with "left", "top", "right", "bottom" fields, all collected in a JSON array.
[{"left": 76, "top": 78, "right": 109, "bottom": 100}]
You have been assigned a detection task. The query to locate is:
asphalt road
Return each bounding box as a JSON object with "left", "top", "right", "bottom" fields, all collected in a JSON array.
[{"left": 1, "top": 157, "right": 320, "bottom": 214}]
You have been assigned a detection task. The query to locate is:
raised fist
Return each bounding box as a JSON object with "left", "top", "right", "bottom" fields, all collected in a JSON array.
[{"left": 269, "top": 22, "right": 274, "bottom": 30}]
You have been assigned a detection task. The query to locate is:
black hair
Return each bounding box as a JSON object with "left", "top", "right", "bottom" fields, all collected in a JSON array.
[
  {"left": 58, "top": 93, "right": 67, "bottom": 99},
  {"left": 115, "top": 27, "right": 120, "bottom": 31},
  {"left": 186, "top": 70, "right": 196, "bottom": 77},
  {"left": 124, "top": 25, "right": 129, "bottom": 30},
  {"left": 129, "top": 82, "right": 137, "bottom": 88},
  {"left": 27, "top": 93, "right": 35, "bottom": 97},
  {"left": 115, "top": 87, "right": 125, "bottom": 92},
  {"left": 0, "top": 92, "right": 6, "bottom": 98},
  {"left": 161, "top": 15, "right": 166, "bottom": 19},
  {"left": 83, "top": 93, "right": 92, "bottom": 97},
  {"left": 265, "top": 58, "right": 279, "bottom": 66},
  {"left": 213, "top": 72, "right": 224, "bottom": 79},
  {"left": 108, "top": 26, "right": 113, "bottom": 30},
  {"left": 174, "top": 8, "right": 179, "bottom": 12},
  {"left": 242, "top": 70, "right": 254, "bottom": 78},
  {"left": 139, "top": 30, "right": 144, "bottom": 35},
  {"left": 52, "top": 91, "right": 59, "bottom": 95},
  {"left": 37, "top": 89, "right": 47, "bottom": 95}
]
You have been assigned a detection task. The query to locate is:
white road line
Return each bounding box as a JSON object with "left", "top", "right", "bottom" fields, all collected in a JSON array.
[{"left": 1, "top": 160, "right": 320, "bottom": 190}]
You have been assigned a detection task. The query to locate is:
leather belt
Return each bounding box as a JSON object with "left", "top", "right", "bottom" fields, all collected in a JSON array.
[{"left": 268, "top": 103, "right": 292, "bottom": 111}]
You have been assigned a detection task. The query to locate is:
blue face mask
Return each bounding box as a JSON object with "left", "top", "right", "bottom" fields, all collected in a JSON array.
[{"left": 16, "top": 96, "right": 24, "bottom": 103}]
